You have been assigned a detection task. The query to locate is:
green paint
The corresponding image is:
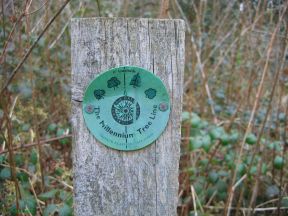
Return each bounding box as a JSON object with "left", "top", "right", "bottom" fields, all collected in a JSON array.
[{"left": 82, "top": 66, "right": 171, "bottom": 151}]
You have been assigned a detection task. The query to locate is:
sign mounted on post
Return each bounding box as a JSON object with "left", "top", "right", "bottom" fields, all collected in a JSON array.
[{"left": 82, "top": 66, "right": 170, "bottom": 151}]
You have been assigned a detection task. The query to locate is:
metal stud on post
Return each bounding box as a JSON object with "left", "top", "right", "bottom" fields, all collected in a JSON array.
[{"left": 71, "top": 18, "right": 185, "bottom": 216}]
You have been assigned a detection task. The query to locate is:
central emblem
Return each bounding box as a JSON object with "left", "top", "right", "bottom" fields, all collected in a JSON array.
[
  {"left": 111, "top": 96, "right": 140, "bottom": 125},
  {"left": 82, "top": 66, "right": 170, "bottom": 151}
]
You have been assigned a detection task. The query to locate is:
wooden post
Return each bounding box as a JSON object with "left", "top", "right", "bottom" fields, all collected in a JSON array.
[{"left": 71, "top": 18, "right": 185, "bottom": 216}]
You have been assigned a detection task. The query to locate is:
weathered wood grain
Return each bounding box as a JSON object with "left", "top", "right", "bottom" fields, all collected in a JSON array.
[{"left": 71, "top": 18, "right": 185, "bottom": 216}]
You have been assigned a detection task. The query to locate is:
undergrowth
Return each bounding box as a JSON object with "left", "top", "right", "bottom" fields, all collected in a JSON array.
[{"left": 0, "top": 0, "right": 288, "bottom": 215}]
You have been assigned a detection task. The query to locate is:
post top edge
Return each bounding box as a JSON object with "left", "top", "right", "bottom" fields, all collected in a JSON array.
[{"left": 71, "top": 17, "right": 185, "bottom": 23}]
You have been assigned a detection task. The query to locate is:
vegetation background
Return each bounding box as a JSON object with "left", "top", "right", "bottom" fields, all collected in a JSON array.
[{"left": 0, "top": 0, "right": 288, "bottom": 215}]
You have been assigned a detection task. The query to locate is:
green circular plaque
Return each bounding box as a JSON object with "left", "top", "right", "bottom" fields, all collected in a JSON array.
[{"left": 82, "top": 66, "right": 170, "bottom": 151}]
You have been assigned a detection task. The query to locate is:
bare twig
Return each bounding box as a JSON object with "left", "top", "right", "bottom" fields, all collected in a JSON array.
[
  {"left": 278, "top": 99, "right": 288, "bottom": 215},
  {"left": 0, "top": 0, "right": 71, "bottom": 96},
  {"left": 49, "top": 1, "right": 83, "bottom": 49},
  {"left": 225, "top": 4, "right": 288, "bottom": 215},
  {"left": 26, "top": 0, "right": 50, "bottom": 15},
  {"left": 158, "top": 0, "right": 169, "bottom": 18},
  {"left": 0, "top": 13, "right": 25, "bottom": 64},
  {"left": 2, "top": 95, "right": 21, "bottom": 211},
  {"left": 0, "top": 134, "right": 72, "bottom": 155},
  {"left": 247, "top": 13, "right": 288, "bottom": 215},
  {"left": 233, "top": 174, "right": 247, "bottom": 190},
  {"left": 29, "top": 178, "right": 44, "bottom": 214},
  {"left": 205, "top": 205, "right": 288, "bottom": 212},
  {"left": 256, "top": 197, "right": 288, "bottom": 208},
  {"left": 174, "top": 0, "right": 218, "bottom": 123},
  {"left": 191, "top": 185, "right": 198, "bottom": 216},
  {"left": 48, "top": 176, "right": 73, "bottom": 190}
]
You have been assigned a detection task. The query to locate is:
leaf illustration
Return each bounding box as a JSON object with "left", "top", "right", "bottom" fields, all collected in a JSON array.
[
  {"left": 130, "top": 73, "right": 141, "bottom": 88},
  {"left": 107, "top": 77, "right": 121, "bottom": 89},
  {"left": 145, "top": 88, "right": 157, "bottom": 99},
  {"left": 94, "top": 89, "right": 105, "bottom": 100}
]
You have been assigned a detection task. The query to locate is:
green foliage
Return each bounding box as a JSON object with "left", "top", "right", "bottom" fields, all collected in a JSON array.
[
  {"left": 208, "top": 170, "right": 219, "bottom": 183},
  {"left": 245, "top": 133, "right": 257, "bottom": 145},
  {"left": 14, "top": 154, "right": 24, "bottom": 167},
  {"left": 265, "top": 185, "right": 280, "bottom": 199},
  {"left": 274, "top": 156, "right": 284, "bottom": 170},
  {"left": 55, "top": 167, "right": 65, "bottom": 176},
  {"left": 209, "top": 127, "right": 225, "bottom": 140},
  {"left": 181, "top": 111, "right": 287, "bottom": 210},
  {"left": 0, "top": 156, "right": 5, "bottom": 166},
  {"left": 0, "top": 0, "right": 287, "bottom": 215},
  {"left": 48, "top": 123, "right": 58, "bottom": 132},
  {"left": 17, "top": 172, "right": 29, "bottom": 183},
  {"left": 43, "top": 204, "right": 58, "bottom": 216},
  {"left": 58, "top": 203, "right": 73, "bottom": 216},
  {"left": 56, "top": 128, "right": 70, "bottom": 144},
  {"left": 0, "top": 167, "right": 11, "bottom": 180},
  {"left": 9, "top": 198, "right": 37, "bottom": 216},
  {"left": 30, "top": 149, "right": 38, "bottom": 165},
  {"left": 38, "top": 189, "right": 59, "bottom": 201},
  {"left": 182, "top": 111, "right": 191, "bottom": 121},
  {"left": 190, "top": 113, "right": 202, "bottom": 128}
]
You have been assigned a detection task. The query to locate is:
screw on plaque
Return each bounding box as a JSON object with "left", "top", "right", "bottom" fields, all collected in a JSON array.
[
  {"left": 85, "top": 104, "right": 95, "bottom": 114},
  {"left": 159, "top": 102, "right": 169, "bottom": 112}
]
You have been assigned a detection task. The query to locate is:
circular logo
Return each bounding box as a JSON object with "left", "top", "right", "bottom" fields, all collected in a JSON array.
[
  {"left": 82, "top": 66, "right": 170, "bottom": 151},
  {"left": 111, "top": 96, "right": 140, "bottom": 125}
]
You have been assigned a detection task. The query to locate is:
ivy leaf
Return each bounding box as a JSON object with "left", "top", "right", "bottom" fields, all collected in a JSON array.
[
  {"left": 14, "top": 153, "right": 24, "bottom": 167},
  {"left": 190, "top": 113, "right": 202, "bottom": 128},
  {"left": 48, "top": 123, "right": 57, "bottom": 132},
  {"left": 59, "top": 190, "right": 72, "bottom": 201},
  {"left": 216, "top": 180, "right": 227, "bottom": 193},
  {"left": 54, "top": 167, "right": 64, "bottom": 176},
  {"left": 38, "top": 189, "right": 59, "bottom": 201},
  {"left": 245, "top": 133, "right": 257, "bottom": 145},
  {"left": 281, "top": 198, "right": 288, "bottom": 207},
  {"left": 201, "top": 135, "right": 212, "bottom": 152},
  {"left": 189, "top": 136, "right": 203, "bottom": 150},
  {"left": 274, "top": 156, "right": 284, "bottom": 169},
  {"left": 209, "top": 127, "right": 225, "bottom": 140},
  {"left": 17, "top": 171, "right": 29, "bottom": 183},
  {"left": 0, "top": 155, "right": 6, "bottom": 164},
  {"left": 208, "top": 170, "right": 219, "bottom": 183},
  {"left": 9, "top": 198, "right": 37, "bottom": 216},
  {"left": 43, "top": 204, "right": 58, "bottom": 216},
  {"left": 30, "top": 149, "right": 38, "bottom": 165},
  {"left": 182, "top": 111, "right": 190, "bottom": 121},
  {"left": 220, "top": 133, "right": 230, "bottom": 146},
  {"left": 0, "top": 167, "right": 11, "bottom": 180},
  {"left": 59, "top": 203, "right": 73, "bottom": 216},
  {"left": 265, "top": 185, "right": 280, "bottom": 198},
  {"left": 21, "top": 123, "right": 30, "bottom": 132},
  {"left": 57, "top": 128, "right": 69, "bottom": 145}
]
